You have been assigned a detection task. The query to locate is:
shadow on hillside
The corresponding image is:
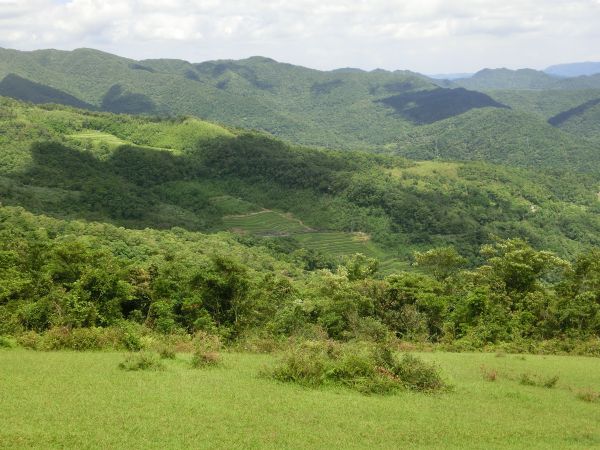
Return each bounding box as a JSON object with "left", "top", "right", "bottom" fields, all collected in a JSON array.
[
  {"left": 377, "top": 87, "right": 508, "bottom": 124},
  {"left": 4, "top": 133, "right": 335, "bottom": 231},
  {"left": 0, "top": 74, "right": 95, "bottom": 110}
]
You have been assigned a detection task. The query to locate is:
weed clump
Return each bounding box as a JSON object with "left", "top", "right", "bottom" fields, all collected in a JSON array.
[
  {"left": 157, "top": 343, "right": 176, "bottom": 360},
  {"left": 519, "top": 373, "right": 559, "bottom": 388},
  {"left": 118, "top": 352, "right": 165, "bottom": 371},
  {"left": 576, "top": 388, "right": 600, "bottom": 403},
  {"left": 191, "top": 332, "right": 222, "bottom": 368},
  {"left": 481, "top": 365, "right": 498, "bottom": 382},
  {"left": 269, "top": 340, "right": 447, "bottom": 394}
]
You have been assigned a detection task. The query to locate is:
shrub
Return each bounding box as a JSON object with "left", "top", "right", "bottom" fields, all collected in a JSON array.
[
  {"left": 0, "top": 336, "right": 16, "bottom": 348},
  {"left": 576, "top": 388, "right": 600, "bottom": 403},
  {"left": 393, "top": 354, "right": 446, "bottom": 392},
  {"left": 17, "top": 331, "right": 41, "bottom": 349},
  {"left": 519, "top": 373, "right": 537, "bottom": 386},
  {"left": 46, "top": 327, "right": 111, "bottom": 350},
  {"left": 121, "top": 327, "right": 144, "bottom": 351},
  {"left": 156, "top": 342, "right": 176, "bottom": 359},
  {"left": 542, "top": 375, "right": 559, "bottom": 388},
  {"left": 118, "top": 352, "right": 165, "bottom": 371},
  {"left": 350, "top": 317, "right": 392, "bottom": 343},
  {"left": 191, "top": 332, "right": 222, "bottom": 368},
  {"left": 268, "top": 340, "right": 447, "bottom": 394}
]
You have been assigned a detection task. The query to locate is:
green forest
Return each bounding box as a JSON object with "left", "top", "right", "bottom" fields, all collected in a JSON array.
[{"left": 0, "top": 97, "right": 599, "bottom": 352}]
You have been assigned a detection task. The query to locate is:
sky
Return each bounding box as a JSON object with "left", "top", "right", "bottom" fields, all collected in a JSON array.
[{"left": 0, "top": 0, "right": 599, "bottom": 73}]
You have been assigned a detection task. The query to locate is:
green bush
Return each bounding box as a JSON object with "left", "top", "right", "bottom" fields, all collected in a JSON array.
[
  {"left": 156, "top": 342, "right": 176, "bottom": 359},
  {"left": 118, "top": 352, "right": 165, "bottom": 371},
  {"left": 269, "top": 340, "right": 447, "bottom": 394},
  {"left": 519, "top": 373, "right": 559, "bottom": 388},
  {"left": 190, "top": 332, "right": 222, "bottom": 368},
  {"left": 393, "top": 354, "right": 447, "bottom": 391},
  {"left": 0, "top": 336, "right": 16, "bottom": 348},
  {"left": 17, "top": 331, "right": 41, "bottom": 349},
  {"left": 234, "top": 331, "right": 284, "bottom": 354}
]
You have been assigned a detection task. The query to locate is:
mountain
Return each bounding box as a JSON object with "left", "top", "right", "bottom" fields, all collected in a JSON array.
[
  {"left": 545, "top": 62, "right": 600, "bottom": 77},
  {"left": 453, "top": 68, "right": 560, "bottom": 90},
  {"left": 485, "top": 89, "right": 600, "bottom": 120},
  {"left": 1, "top": 47, "right": 600, "bottom": 169},
  {"left": 0, "top": 47, "right": 507, "bottom": 150},
  {"left": 427, "top": 73, "right": 473, "bottom": 80},
  {"left": 453, "top": 68, "right": 600, "bottom": 91}
]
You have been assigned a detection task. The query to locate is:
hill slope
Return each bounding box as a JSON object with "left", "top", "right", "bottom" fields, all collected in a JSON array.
[
  {"left": 393, "top": 108, "right": 600, "bottom": 172},
  {"left": 1, "top": 98, "right": 599, "bottom": 264},
  {"left": 0, "top": 47, "right": 507, "bottom": 150},
  {"left": 1, "top": 47, "right": 599, "bottom": 173}
]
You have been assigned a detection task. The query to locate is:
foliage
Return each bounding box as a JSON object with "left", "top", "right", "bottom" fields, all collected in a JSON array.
[
  {"left": 269, "top": 340, "right": 446, "bottom": 394},
  {"left": 0, "top": 335, "right": 16, "bottom": 348},
  {"left": 118, "top": 352, "right": 165, "bottom": 371},
  {"left": 191, "top": 332, "right": 222, "bottom": 368}
]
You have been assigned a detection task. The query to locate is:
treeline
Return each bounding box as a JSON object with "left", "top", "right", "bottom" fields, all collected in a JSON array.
[{"left": 1, "top": 207, "right": 599, "bottom": 350}]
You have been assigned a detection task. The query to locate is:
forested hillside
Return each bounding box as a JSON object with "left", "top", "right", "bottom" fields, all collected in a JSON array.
[
  {"left": 0, "top": 91, "right": 598, "bottom": 352},
  {"left": 1, "top": 47, "right": 599, "bottom": 167},
  {"left": 1, "top": 98, "right": 599, "bottom": 264}
]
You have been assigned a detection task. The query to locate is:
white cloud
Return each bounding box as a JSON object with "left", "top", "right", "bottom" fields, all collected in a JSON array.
[{"left": 0, "top": 0, "right": 598, "bottom": 72}]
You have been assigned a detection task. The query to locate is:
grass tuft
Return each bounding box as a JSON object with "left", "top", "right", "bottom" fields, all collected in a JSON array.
[
  {"left": 118, "top": 352, "right": 165, "bottom": 371},
  {"left": 576, "top": 388, "right": 600, "bottom": 403}
]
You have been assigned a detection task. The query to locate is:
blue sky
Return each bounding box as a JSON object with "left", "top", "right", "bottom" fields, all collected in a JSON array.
[{"left": 1, "top": 0, "right": 599, "bottom": 73}]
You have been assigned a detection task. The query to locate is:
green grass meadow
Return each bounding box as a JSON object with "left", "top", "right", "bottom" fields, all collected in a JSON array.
[{"left": 1, "top": 349, "right": 599, "bottom": 449}]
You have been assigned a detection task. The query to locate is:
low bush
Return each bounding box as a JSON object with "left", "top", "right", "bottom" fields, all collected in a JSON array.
[
  {"left": 156, "top": 342, "right": 176, "bottom": 359},
  {"left": 268, "top": 340, "right": 447, "bottom": 394},
  {"left": 0, "top": 336, "right": 16, "bottom": 348},
  {"left": 12, "top": 325, "right": 149, "bottom": 351},
  {"left": 118, "top": 352, "right": 165, "bottom": 371},
  {"left": 191, "top": 332, "right": 222, "bottom": 368},
  {"left": 519, "top": 373, "right": 559, "bottom": 388},
  {"left": 17, "top": 331, "right": 41, "bottom": 349}
]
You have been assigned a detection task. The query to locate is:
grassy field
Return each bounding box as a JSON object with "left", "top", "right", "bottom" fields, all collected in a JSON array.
[
  {"left": 68, "top": 130, "right": 128, "bottom": 147},
  {"left": 1, "top": 349, "right": 599, "bottom": 449}
]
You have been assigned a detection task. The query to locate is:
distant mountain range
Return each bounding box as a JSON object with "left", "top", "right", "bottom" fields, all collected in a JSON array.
[
  {"left": 0, "top": 47, "right": 599, "bottom": 159},
  {"left": 545, "top": 61, "right": 600, "bottom": 78}
]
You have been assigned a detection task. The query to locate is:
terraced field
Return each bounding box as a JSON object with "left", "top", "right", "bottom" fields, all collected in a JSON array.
[
  {"left": 222, "top": 210, "right": 312, "bottom": 235},
  {"left": 295, "top": 232, "right": 408, "bottom": 273},
  {"left": 221, "top": 212, "right": 406, "bottom": 273}
]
